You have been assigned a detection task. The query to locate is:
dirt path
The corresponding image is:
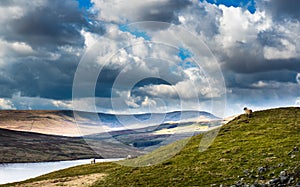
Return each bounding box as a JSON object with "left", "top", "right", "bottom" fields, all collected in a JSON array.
[{"left": 16, "top": 173, "right": 106, "bottom": 187}]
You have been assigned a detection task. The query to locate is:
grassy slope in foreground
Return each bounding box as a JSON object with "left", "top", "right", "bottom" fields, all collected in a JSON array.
[{"left": 6, "top": 107, "right": 300, "bottom": 186}]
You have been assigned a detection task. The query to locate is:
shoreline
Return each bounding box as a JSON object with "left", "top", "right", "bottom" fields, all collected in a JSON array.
[
  {"left": 0, "top": 156, "right": 106, "bottom": 165},
  {"left": 0, "top": 158, "right": 125, "bottom": 185}
]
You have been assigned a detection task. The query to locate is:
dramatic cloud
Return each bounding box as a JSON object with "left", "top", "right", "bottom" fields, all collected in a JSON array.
[
  {"left": 92, "top": 0, "right": 192, "bottom": 23},
  {"left": 0, "top": 0, "right": 102, "bottom": 50},
  {"left": 0, "top": 0, "right": 104, "bottom": 100},
  {"left": 172, "top": 0, "right": 300, "bottom": 115},
  {"left": 176, "top": 2, "right": 222, "bottom": 39},
  {"left": 263, "top": 0, "right": 300, "bottom": 21},
  {"left": 0, "top": 0, "right": 299, "bottom": 116}
]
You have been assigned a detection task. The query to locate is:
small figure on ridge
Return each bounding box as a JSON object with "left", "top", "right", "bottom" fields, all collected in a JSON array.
[{"left": 243, "top": 107, "right": 253, "bottom": 117}]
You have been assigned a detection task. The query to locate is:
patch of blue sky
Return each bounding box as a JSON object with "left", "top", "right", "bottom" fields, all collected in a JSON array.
[
  {"left": 177, "top": 47, "right": 197, "bottom": 69},
  {"left": 76, "top": 0, "right": 96, "bottom": 26},
  {"left": 200, "top": 0, "right": 256, "bottom": 14},
  {"left": 119, "top": 25, "right": 151, "bottom": 41},
  {"left": 180, "top": 61, "right": 198, "bottom": 69},
  {"left": 77, "top": 0, "right": 93, "bottom": 9},
  {"left": 178, "top": 47, "right": 193, "bottom": 61}
]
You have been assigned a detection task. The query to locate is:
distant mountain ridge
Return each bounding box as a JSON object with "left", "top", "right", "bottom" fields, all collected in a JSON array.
[
  {"left": 0, "top": 110, "right": 219, "bottom": 136},
  {"left": 0, "top": 110, "right": 220, "bottom": 163}
]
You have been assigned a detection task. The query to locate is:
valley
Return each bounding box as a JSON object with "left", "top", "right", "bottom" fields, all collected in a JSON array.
[
  {"left": 3, "top": 107, "right": 298, "bottom": 187},
  {"left": 0, "top": 110, "right": 220, "bottom": 163}
]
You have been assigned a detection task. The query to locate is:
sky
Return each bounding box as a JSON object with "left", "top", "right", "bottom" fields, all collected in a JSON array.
[{"left": 0, "top": 0, "right": 300, "bottom": 117}]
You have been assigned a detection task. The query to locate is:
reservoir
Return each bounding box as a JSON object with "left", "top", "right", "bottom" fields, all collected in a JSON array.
[{"left": 0, "top": 158, "right": 123, "bottom": 185}]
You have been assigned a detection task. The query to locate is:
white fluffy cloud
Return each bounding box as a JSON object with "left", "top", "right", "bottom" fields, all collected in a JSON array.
[
  {"left": 264, "top": 39, "right": 298, "bottom": 60},
  {"left": 52, "top": 100, "right": 73, "bottom": 109},
  {"left": 0, "top": 0, "right": 46, "bottom": 22},
  {"left": 251, "top": 80, "right": 300, "bottom": 90},
  {"left": 0, "top": 40, "right": 35, "bottom": 58},
  {"left": 217, "top": 6, "right": 257, "bottom": 48},
  {"left": 0, "top": 98, "right": 15, "bottom": 109},
  {"left": 175, "top": 1, "right": 300, "bottom": 67}
]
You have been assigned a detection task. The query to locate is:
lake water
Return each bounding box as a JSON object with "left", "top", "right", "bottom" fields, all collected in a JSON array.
[{"left": 0, "top": 158, "right": 123, "bottom": 185}]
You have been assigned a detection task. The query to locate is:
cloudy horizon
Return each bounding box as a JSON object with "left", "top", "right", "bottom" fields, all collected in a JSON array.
[{"left": 0, "top": 0, "right": 300, "bottom": 117}]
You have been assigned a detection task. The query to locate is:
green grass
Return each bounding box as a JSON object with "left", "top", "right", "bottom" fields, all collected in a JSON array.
[{"left": 4, "top": 107, "right": 300, "bottom": 187}]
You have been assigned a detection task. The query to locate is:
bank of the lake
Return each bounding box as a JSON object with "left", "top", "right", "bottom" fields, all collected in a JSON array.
[
  {"left": 0, "top": 127, "right": 102, "bottom": 163},
  {"left": 0, "top": 158, "right": 123, "bottom": 185}
]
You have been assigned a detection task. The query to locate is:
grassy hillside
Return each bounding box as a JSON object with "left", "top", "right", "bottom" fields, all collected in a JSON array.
[
  {"left": 4, "top": 107, "right": 300, "bottom": 186},
  {"left": 0, "top": 128, "right": 101, "bottom": 163},
  {"left": 0, "top": 110, "right": 79, "bottom": 136},
  {"left": 0, "top": 127, "right": 146, "bottom": 163}
]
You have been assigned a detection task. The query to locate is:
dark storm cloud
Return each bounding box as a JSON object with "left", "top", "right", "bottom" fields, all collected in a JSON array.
[
  {"left": 0, "top": 0, "right": 12, "bottom": 6},
  {"left": 0, "top": 70, "right": 17, "bottom": 97},
  {"left": 93, "top": 0, "right": 193, "bottom": 24},
  {"left": 224, "top": 55, "right": 300, "bottom": 74},
  {"left": 139, "top": 0, "right": 193, "bottom": 23},
  {"left": 8, "top": 56, "right": 79, "bottom": 100},
  {"left": 257, "top": 30, "right": 286, "bottom": 47},
  {"left": 95, "top": 68, "right": 121, "bottom": 98},
  {"left": 0, "top": 0, "right": 106, "bottom": 100},
  {"left": 221, "top": 42, "right": 300, "bottom": 91},
  {"left": 267, "top": 0, "right": 300, "bottom": 21},
  {"left": 220, "top": 39, "right": 300, "bottom": 74},
  {"left": 224, "top": 70, "right": 298, "bottom": 89},
  {"left": 0, "top": 0, "right": 102, "bottom": 50}
]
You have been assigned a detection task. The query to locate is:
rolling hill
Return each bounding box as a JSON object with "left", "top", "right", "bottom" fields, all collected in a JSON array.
[
  {"left": 0, "top": 127, "right": 100, "bottom": 163},
  {"left": 0, "top": 127, "right": 145, "bottom": 163},
  {"left": 0, "top": 110, "right": 220, "bottom": 162},
  {"left": 0, "top": 110, "right": 218, "bottom": 136},
  {"left": 0, "top": 126, "right": 151, "bottom": 163},
  {"left": 5, "top": 107, "right": 299, "bottom": 186}
]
